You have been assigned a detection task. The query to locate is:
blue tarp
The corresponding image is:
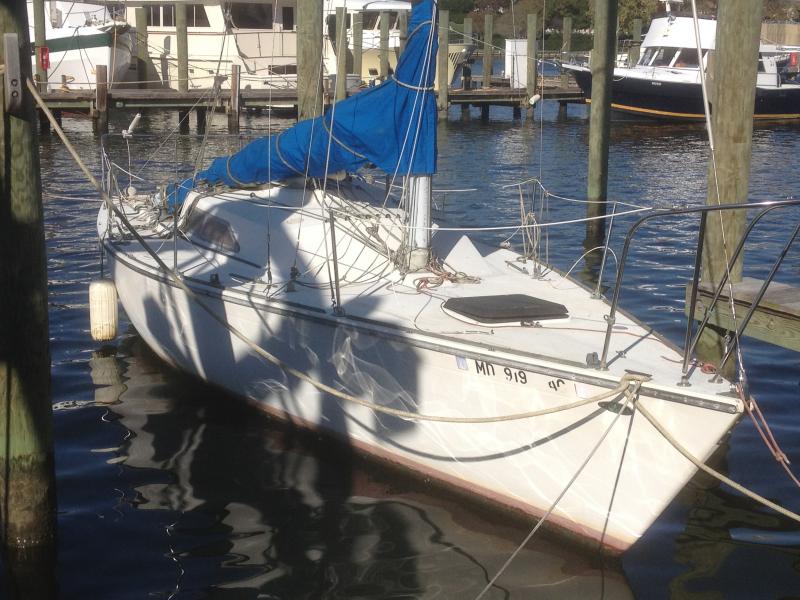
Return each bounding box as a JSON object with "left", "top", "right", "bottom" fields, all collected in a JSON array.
[{"left": 169, "top": 0, "right": 438, "bottom": 207}]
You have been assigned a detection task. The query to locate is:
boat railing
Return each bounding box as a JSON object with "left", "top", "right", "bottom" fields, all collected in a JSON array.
[{"left": 599, "top": 199, "right": 800, "bottom": 381}]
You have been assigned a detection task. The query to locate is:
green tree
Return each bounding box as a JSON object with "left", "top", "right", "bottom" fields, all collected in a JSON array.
[{"left": 618, "top": 0, "right": 658, "bottom": 34}]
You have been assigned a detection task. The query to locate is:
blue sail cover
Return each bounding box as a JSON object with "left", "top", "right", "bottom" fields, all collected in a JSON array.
[{"left": 171, "top": 0, "right": 438, "bottom": 205}]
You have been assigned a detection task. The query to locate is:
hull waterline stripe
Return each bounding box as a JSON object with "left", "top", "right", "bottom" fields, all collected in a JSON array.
[{"left": 586, "top": 98, "right": 800, "bottom": 120}]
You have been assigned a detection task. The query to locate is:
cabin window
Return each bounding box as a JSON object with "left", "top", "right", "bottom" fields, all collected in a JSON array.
[
  {"left": 282, "top": 6, "right": 294, "bottom": 30},
  {"left": 270, "top": 64, "right": 297, "bottom": 75},
  {"left": 651, "top": 47, "right": 678, "bottom": 67},
  {"left": 189, "top": 4, "right": 210, "bottom": 27},
  {"left": 674, "top": 48, "right": 700, "bottom": 68},
  {"left": 638, "top": 47, "right": 657, "bottom": 66},
  {"left": 183, "top": 209, "right": 240, "bottom": 254},
  {"left": 147, "top": 4, "right": 206, "bottom": 28},
  {"left": 362, "top": 11, "right": 399, "bottom": 30},
  {"left": 230, "top": 3, "right": 273, "bottom": 29},
  {"left": 758, "top": 56, "right": 766, "bottom": 73}
]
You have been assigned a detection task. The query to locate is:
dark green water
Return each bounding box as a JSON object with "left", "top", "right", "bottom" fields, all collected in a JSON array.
[{"left": 9, "top": 100, "right": 800, "bottom": 598}]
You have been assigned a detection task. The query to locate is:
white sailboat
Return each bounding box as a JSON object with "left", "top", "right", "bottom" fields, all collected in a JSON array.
[{"left": 96, "top": 0, "right": 755, "bottom": 554}]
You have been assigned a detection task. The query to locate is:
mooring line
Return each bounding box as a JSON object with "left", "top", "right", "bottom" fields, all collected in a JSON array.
[{"left": 474, "top": 380, "right": 643, "bottom": 600}]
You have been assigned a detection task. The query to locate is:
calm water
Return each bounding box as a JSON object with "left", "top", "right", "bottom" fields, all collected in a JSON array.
[{"left": 15, "top": 101, "right": 800, "bottom": 598}]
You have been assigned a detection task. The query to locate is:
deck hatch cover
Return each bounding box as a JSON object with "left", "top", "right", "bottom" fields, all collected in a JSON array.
[{"left": 443, "top": 294, "right": 569, "bottom": 324}]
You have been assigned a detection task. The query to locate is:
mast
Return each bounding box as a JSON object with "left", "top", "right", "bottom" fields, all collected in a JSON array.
[{"left": 407, "top": 175, "right": 432, "bottom": 271}]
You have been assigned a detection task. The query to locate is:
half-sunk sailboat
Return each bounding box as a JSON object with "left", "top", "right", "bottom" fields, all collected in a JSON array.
[{"left": 97, "top": 0, "right": 748, "bottom": 554}]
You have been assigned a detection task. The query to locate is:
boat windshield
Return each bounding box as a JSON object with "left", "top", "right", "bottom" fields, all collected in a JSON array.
[{"left": 638, "top": 47, "right": 705, "bottom": 68}]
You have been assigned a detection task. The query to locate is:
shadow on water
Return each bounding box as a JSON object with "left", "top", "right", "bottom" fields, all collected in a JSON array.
[{"left": 76, "top": 335, "right": 636, "bottom": 599}]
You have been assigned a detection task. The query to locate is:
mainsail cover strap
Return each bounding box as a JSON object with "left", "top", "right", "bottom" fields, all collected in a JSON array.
[
  {"left": 167, "top": 0, "right": 439, "bottom": 207},
  {"left": 392, "top": 75, "right": 434, "bottom": 92},
  {"left": 321, "top": 115, "right": 369, "bottom": 160},
  {"left": 274, "top": 131, "right": 308, "bottom": 178}
]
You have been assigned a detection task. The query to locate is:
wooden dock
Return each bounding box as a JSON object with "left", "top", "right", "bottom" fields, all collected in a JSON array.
[
  {"left": 685, "top": 278, "right": 800, "bottom": 353},
  {"left": 38, "top": 76, "right": 585, "bottom": 132}
]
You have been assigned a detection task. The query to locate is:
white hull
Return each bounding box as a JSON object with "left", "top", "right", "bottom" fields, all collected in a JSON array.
[{"left": 99, "top": 185, "right": 742, "bottom": 553}]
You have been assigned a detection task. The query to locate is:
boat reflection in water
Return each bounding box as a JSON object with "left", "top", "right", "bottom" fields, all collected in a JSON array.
[{"left": 89, "top": 336, "right": 634, "bottom": 598}]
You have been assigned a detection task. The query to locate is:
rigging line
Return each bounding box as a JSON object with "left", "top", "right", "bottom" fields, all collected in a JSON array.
[
  {"left": 132, "top": 87, "right": 217, "bottom": 177},
  {"left": 402, "top": 206, "right": 651, "bottom": 232},
  {"left": 690, "top": 0, "right": 746, "bottom": 382},
  {"left": 474, "top": 381, "right": 643, "bottom": 600}
]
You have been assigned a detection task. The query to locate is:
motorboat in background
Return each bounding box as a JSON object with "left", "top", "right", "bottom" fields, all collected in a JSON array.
[
  {"left": 30, "top": 1, "right": 138, "bottom": 89},
  {"left": 563, "top": 0, "right": 800, "bottom": 121}
]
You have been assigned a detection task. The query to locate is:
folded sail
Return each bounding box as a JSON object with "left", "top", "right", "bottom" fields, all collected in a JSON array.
[{"left": 172, "top": 0, "right": 438, "bottom": 204}]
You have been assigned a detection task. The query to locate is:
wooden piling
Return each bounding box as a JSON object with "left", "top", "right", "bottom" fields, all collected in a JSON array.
[
  {"left": 696, "top": 0, "right": 763, "bottom": 373},
  {"left": 561, "top": 16, "right": 572, "bottom": 89},
  {"left": 335, "top": 7, "right": 348, "bottom": 101},
  {"left": 526, "top": 13, "right": 538, "bottom": 110},
  {"left": 175, "top": 2, "right": 189, "bottom": 133},
  {"left": 31, "top": 0, "right": 46, "bottom": 91},
  {"left": 94, "top": 64, "right": 108, "bottom": 135},
  {"left": 463, "top": 17, "right": 472, "bottom": 45},
  {"left": 483, "top": 13, "right": 493, "bottom": 88},
  {"left": 585, "top": 0, "right": 617, "bottom": 242},
  {"left": 398, "top": 10, "right": 407, "bottom": 55},
  {"left": 0, "top": 2, "right": 56, "bottom": 595},
  {"left": 352, "top": 12, "right": 363, "bottom": 82},
  {"left": 629, "top": 18, "right": 642, "bottom": 66},
  {"left": 297, "top": 0, "right": 323, "bottom": 119},
  {"left": 379, "top": 11, "right": 390, "bottom": 79},
  {"left": 228, "top": 64, "right": 240, "bottom": 133},
  {"left": 196, "top": 106, "right": 206, "bottom": 134},
  {"left": 134, "top": 7, "right": 149, "bottom": 89},
  {"left": 437, "top": 9, "right": 449, "bottom": 118}
]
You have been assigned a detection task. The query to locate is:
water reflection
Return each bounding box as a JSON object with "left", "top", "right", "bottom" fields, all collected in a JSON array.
[{"left": 88, "top": 336, "right": 634, "bottom": 598}]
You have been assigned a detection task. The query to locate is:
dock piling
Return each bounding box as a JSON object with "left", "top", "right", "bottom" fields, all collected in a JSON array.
[
  {"left": 335, "top": 7, "right": 348, "bottom": 101},
  {"left": 482, "top": 13, "right": 493, "bottom": 89},
  {"left": 228, "top": 64, "right": 240, "bottom": 133},
  {"left": 0, "top": 3, "right": 56, "bottom": 596},
  {"left": 352, "top": 12, "right": 363, "bottom": 83},
  {"left": 585, "top": 0, "right": 617, "bottom": 243},
  {"left": 380, "top": 11, "right": 390, "bottom": 79},
  {"left": 561, "top": 16, "right": 572, "bottom": 89},
  {"left": 629, "top": 18, "right": 642, "bottom": 66},
  {"left": 398, "top": 10, "right": 407, "bottom": 54},
  {"left": 696, "top": 0, "right": 763, "bottom": 374},
  {"left": 94, "top": 65, "right": 108, "bottom": 135},
  {"left": 176, "top": 3, "right": 189, "bottom": 133},
  {"left": 526, "top": 13, "right": 538, "bottom": 113},
  {"left": 297, "top": 0, "right": 323, "bottom": 119},
  {"left": 31, "top": 0, "right": 45, "bottom": 92},
  {"left": 134, "top": 8, "right": 148, "bottom": 89},
  {"left": 437, "top": 9, "right": 449, "bottom": 118}
]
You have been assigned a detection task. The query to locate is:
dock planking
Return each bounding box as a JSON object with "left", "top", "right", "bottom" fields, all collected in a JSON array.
[
  {"left": 38, "top": 79, "right": 585, "bottom": 123},
  {"left": 685, "top": 278, "right": 800, "bottom": 353}
]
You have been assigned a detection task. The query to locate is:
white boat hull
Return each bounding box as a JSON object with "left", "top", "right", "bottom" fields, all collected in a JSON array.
[{"left": 102, "top": 195, "right": 741, "bottom": 553}]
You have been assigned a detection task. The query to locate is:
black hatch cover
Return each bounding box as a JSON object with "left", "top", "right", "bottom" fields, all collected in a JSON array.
[{"left": 443, "top": 294, "right": 569, "bottom": 324}]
